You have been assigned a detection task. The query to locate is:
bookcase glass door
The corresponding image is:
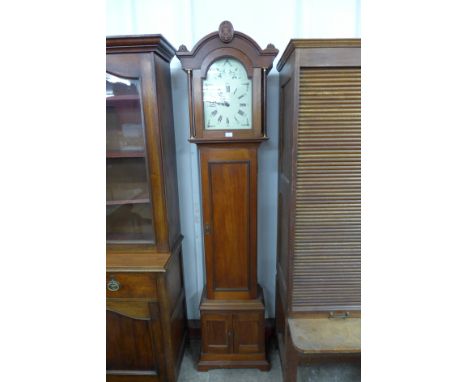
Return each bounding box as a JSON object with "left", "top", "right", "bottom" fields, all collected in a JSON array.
[{"left": 106, "top": 73, "right": 155, "bottom": 244}]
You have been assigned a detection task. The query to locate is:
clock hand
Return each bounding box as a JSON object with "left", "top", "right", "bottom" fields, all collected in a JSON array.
[
  {"left": 207, "top": 100, "right": 230, "bottom": 107},
  {"left": 213, "top": 101, "right": 230, "bottom": 107}
]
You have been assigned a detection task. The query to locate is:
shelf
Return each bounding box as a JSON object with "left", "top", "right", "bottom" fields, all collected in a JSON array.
[
  {"left": 106, "top": 198, "right": 150, "bottom": 206},
  {"left": 107, "top": 151, "right": 145, "bottom": 158},
  {"left": 106, "top": 94, "right": 140, "bottom": 102},
  {"left": 106, "top": 232, "right": 154, "bottom": 244},
  {"left": 106, "top": 239, "right": 155, "bottom": 245}
]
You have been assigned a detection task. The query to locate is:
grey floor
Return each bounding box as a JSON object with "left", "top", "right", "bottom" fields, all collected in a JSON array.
[{"left": 178, "top": 340, "right": 361, "bottom": 382}]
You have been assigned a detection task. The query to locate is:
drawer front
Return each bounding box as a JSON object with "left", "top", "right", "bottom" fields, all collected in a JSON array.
[{"left": 106, "top": 272, "right": 158, "bottom": 299}]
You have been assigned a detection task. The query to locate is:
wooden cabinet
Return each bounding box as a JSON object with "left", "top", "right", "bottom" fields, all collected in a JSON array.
[
  {"left": 176, "top": 21, "right": 277, "bottom": 372},
  {"left": 201, "top": 312, "right": 264, "bottom": 355},
  {"left": 106, "top": 35, "right": 186, "bottom": 382},
  {"left": 275, "top": 39, "right": 361, "bottom": 375},
  {"left": 198, "top": 289, "right": 267, "bottom": 370}
]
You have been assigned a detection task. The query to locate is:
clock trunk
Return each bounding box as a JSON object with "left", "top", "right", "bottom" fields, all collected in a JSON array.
[{"left": 200, "top": 144, "right": 258, "bottom": 300}]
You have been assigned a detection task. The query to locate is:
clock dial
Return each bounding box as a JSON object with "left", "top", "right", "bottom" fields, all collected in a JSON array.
[{"left": 202, "top": 58, "right": 252, "bottom": 130}]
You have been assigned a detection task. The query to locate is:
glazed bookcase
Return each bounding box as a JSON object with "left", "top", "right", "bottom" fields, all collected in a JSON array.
[{"left": 106, "top": 35, "right": 186, "bottom": 382}]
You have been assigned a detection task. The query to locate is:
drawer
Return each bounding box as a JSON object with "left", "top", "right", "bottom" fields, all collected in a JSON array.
[{"left": 106, "top": 272, "right": 158, "bottom": 299}]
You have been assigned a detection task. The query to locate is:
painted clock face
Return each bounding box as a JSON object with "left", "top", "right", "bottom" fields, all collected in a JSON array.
[{"left": 202, "top": 58, "right": 252, "bottom": 130}]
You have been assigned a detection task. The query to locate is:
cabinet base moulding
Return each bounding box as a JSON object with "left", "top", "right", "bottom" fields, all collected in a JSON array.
[
  {"left": 197, "top": 358, "right": 270, "bottom": 371},
  {"left": 106, "top": 371, "right": 160, "bottom": 382}
]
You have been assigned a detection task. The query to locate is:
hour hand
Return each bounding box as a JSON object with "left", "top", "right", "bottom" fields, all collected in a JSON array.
[{"left": 214, "top": 100, "right": 230, "bottom": 107}]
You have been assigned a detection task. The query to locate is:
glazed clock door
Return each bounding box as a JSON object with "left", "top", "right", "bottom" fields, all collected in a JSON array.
[{"left": 199, "top": 144, "right": 258, "bottom": 300}]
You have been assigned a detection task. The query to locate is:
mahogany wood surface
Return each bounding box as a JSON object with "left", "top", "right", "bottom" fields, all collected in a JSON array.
[
  {"left": 107, "top": 301, "right": 151, "bottom": 320},
  {"left": 106, "top": 252, "right": 171, "bottom": 273},
  {"left": 106, "top": 310, "right": 156, "bottom": 371},
  {"left": 200, "top": 144, "right": 258, "bottom": 300},
  {"left": 232, "top": 312, "right": 264, "bottom": 354},
  {"left": 201, "top": 313, "right": 232, "bottom": 354},
  {"left": 199, "top": 289, "right": 269, "bottom": 371},
  {"left": 106, "top": 35, "right": 186, "bottom": 382},
  {"left": 106, "top": 272, "right": 158, "bottom": 300}
]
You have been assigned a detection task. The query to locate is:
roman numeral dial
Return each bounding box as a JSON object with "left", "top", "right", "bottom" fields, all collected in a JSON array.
[{"left": 202, "top": 58, "right": 252, "bottom": 130}]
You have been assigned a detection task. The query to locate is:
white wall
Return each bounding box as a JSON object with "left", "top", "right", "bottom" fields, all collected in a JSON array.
[{"left": 107, "top": 0, "right": 361, "bottom": 319}]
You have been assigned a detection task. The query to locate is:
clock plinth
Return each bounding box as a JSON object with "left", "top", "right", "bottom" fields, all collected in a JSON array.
[
  {"left": 198, "top": 287, "right": 270, "bottom": 371},
  {"left": 176, "top": 21, "right": 278, "bottom": 371}
]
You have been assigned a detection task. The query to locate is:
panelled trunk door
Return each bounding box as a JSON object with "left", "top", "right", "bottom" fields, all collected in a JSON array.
[
  {"left": 293, "top": 67, "right": 361, "bottom": 311},
  {"left": 200, "top": 145, "right": 258, "bottom": 300}
]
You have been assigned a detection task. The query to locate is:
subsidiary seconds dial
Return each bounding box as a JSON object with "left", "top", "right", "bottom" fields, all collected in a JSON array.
[{"left": 202, "top": 58, "right": 253, "bottom": 130}]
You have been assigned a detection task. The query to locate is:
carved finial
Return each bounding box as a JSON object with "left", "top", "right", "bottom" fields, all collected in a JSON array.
[
  {"left": 178, "top": 44, "right": 188, "bottom": 52},
  {"left": 266, "top": 43, "right": 276, "bottom": 50},
  {"left": 218, "top": 20, "right": 234, "bottom": 43}
]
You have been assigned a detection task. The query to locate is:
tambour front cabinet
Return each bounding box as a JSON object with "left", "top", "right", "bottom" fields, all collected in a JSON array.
[
  {"left": 106, "top": 35, "right": 186, "bottom": 382},
  {"left": 275, "top": 39, "right": 361, "bottom": 372}
]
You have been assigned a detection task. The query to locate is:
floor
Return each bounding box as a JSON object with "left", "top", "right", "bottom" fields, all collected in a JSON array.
[{"left": 177, "top": 340, "right": 361, "bottom": 382}]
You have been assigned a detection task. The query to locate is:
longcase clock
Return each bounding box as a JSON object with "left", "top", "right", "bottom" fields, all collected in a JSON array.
[{"left": 176, "top": 21, "right": 278, "bottom": 371}]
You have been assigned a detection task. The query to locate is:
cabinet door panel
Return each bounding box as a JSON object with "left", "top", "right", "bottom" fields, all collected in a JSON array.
[
  {"left": 106, "top": 311, "right": 156, "bottom": 371},
  {"left": 106, "top": 71, "right": 156, "bottom": 245},
  {"left": 233, "top": 312, "right": 264, "bottom": 354},
  {"left": 201, "top": 313, "right": 232, "bottom": 354}
]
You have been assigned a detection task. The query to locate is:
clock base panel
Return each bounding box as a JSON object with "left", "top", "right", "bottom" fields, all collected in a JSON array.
[{"left": 198, "top": 288, "right": 270, "bottom": 371}]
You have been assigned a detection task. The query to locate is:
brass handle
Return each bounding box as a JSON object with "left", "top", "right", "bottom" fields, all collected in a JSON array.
[
  {"left": 107, "top": 277, "right": 120, "bottom": 292},
  {"left": 329, "top": 311, "right": 350, "bottom": 319},
  {"left": 204, "top": 224, "right": 212, "bottom": 235}
]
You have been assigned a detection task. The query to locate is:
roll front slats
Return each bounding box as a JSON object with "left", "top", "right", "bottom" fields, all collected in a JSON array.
[{"left": 293, "top": 68, "right": 361, "bottom": 311}]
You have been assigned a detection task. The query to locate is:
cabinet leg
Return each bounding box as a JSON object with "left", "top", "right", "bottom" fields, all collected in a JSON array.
[{"left": 283, "top": 327, "right": 299, "bottom": 382}]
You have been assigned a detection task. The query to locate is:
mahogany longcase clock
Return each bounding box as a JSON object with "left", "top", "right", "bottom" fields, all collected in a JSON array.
[{"left": 176, "top": 21, "right": 278, "bottom": 371}]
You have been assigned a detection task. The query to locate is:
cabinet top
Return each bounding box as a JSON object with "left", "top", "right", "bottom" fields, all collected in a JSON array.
[
  {"left": 106, "top": 34, "right": 176, "bottom": 62},
  {"left": 277, "top": 38, "right": 361, "bottom": 71}
]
